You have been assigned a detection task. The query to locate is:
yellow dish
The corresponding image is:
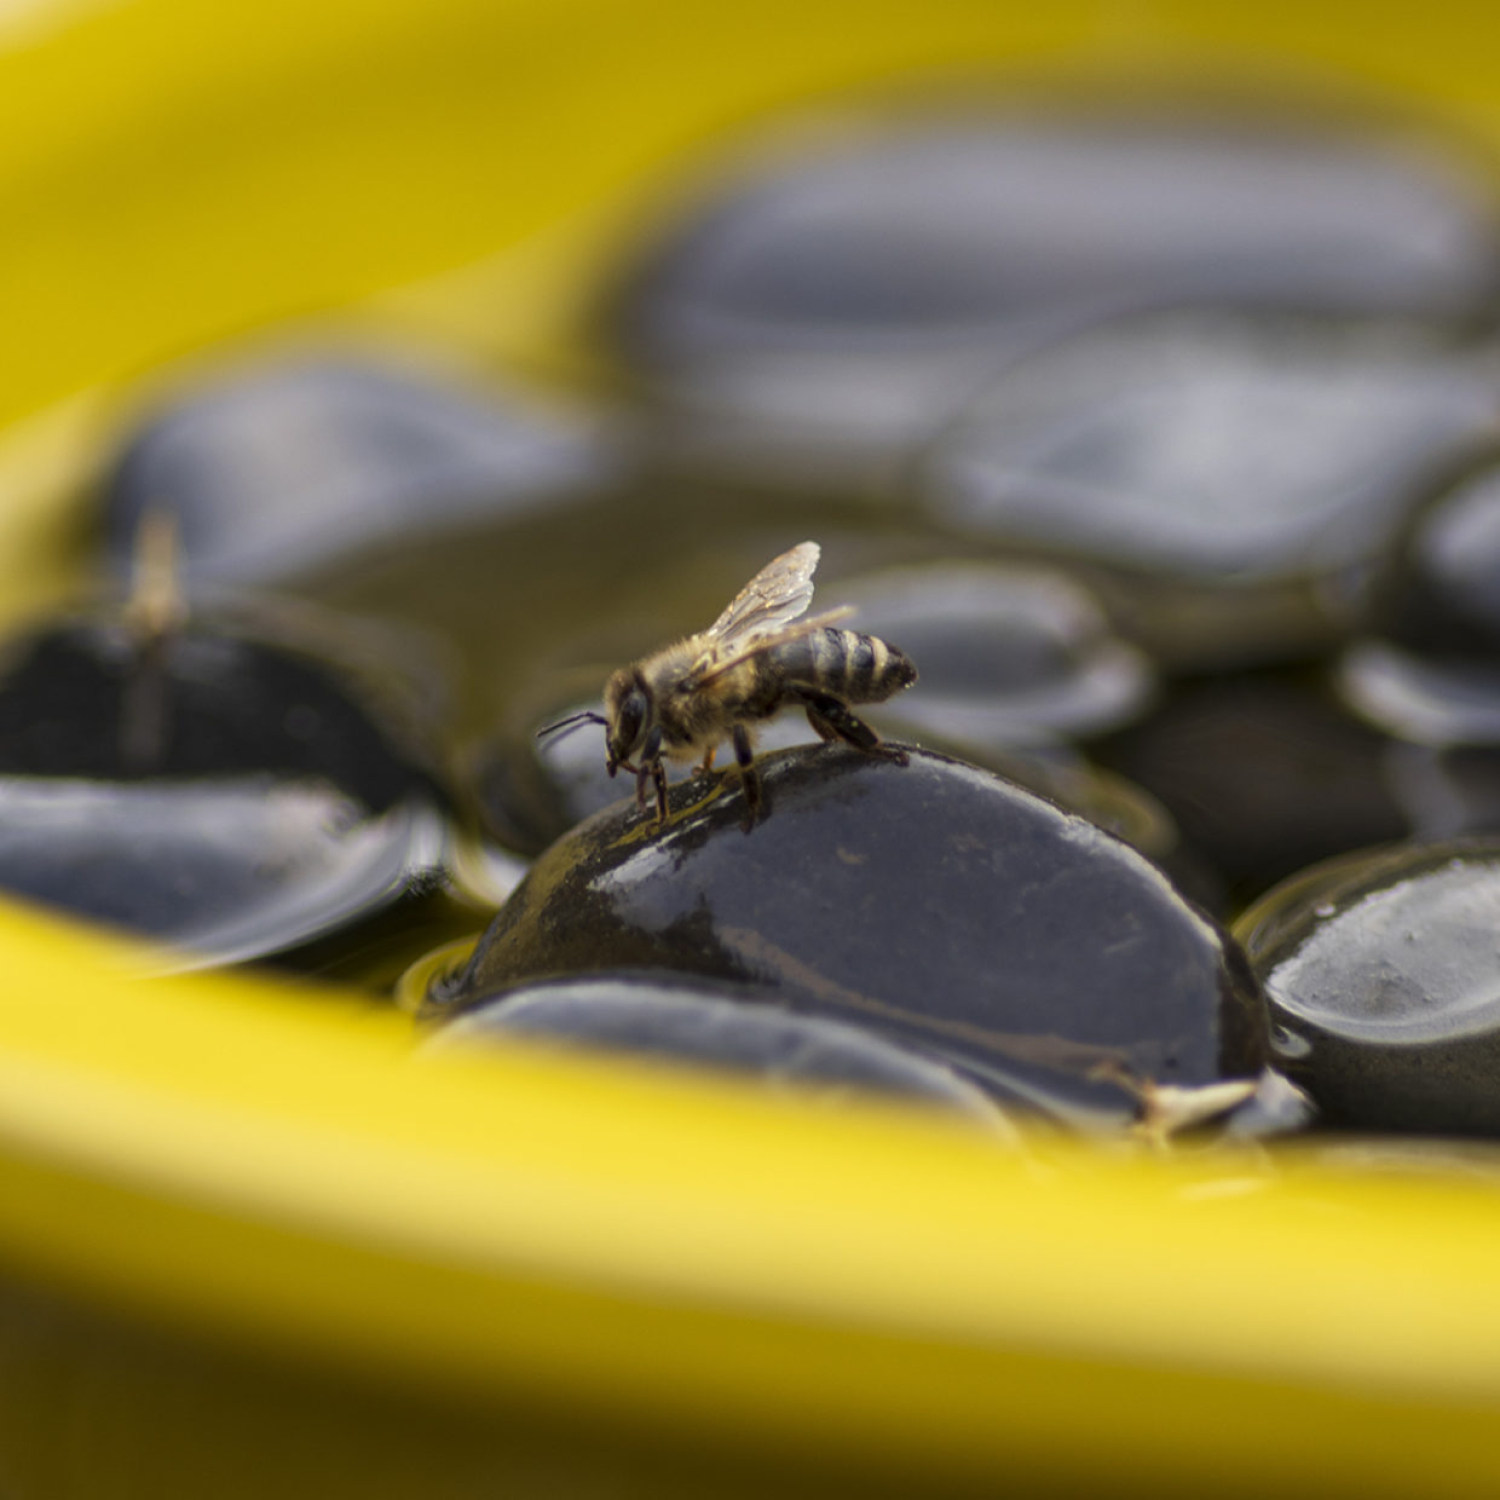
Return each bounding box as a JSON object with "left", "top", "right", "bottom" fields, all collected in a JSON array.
[{"left": 2, "top": 2, "right": 1500, "bottom": 1495}]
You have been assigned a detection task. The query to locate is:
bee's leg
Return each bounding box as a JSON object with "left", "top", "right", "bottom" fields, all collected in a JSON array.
[
  {"left": 635, "top": 758, "right": 668, "bottom": 821},
  {"left": 731, "top": 723, "right": 761, "bottom": 830},
  {"left": 636, "top": 726, "right": 670, "bottom": 826},
  {"left": 651, "top": 758, "right": 669, "bottom": 825},
  {"left": 695, "top": 743, "right": 717, "bottom": 776},
  {"left": 799, "top": 691, "right": 908, "bottom": 766}
]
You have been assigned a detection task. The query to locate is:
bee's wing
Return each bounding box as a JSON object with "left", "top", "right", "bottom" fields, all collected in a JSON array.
[
  {"left": 687, "top": 606, "right": 854, "bottom": 688},
  {"left": 704, "top": 541, "right": 821, "bottom": 647}
]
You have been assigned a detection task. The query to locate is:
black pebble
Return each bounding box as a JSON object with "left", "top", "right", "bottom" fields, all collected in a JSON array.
[{"left": 1239, "top": 839, "right": 1500, "bottom": 1138}]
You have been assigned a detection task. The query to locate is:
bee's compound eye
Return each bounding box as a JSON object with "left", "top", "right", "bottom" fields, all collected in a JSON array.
[{"left": 613, "top": 691, "right": 647, "bottom": 759}]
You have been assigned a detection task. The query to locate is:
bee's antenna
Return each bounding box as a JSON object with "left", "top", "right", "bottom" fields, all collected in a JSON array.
[{"left": 535, "top": 710, "right": 608, "bottom": 743}]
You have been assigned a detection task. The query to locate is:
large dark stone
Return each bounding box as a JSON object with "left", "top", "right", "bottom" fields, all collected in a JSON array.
[{"left": 445, "top": 745, "right": 1270, "bottom": 1128}]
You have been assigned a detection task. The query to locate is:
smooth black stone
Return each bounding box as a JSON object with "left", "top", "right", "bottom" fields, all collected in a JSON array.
[
  {"left": 1095, "top": 669, "right": 1412, "bottom": 906},
  {"left": 0, "top": 614, "right": 449, "bottom": 964},
  {"left": 102, "top": 357, "right": 621, "bottom": 586},
  {"left": 607, "top": 108, "right": 1500, "bottom": 488},
  {"left": 448, "top": 745, "right": 1269, "bottom": 1129},
  {"left": 1238, "top": 839, "right": 1500, "bottom": 1137},
  {"left": 429, "top": 973, "right": 1004, "bottom": 1118}
]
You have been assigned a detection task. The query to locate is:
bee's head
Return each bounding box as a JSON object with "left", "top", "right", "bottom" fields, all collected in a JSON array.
[{"left": 603, "top": 667, "right": 652, "bottom": 775}]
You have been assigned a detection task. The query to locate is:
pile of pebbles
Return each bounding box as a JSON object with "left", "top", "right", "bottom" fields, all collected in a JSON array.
[{"left": 30, "top": 88, "right": 1500, "bottom": 1142}]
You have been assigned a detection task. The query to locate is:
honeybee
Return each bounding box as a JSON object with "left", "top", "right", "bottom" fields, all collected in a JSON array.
[{"left": 539, "top": 541, "right": 917, "bottom": 827}]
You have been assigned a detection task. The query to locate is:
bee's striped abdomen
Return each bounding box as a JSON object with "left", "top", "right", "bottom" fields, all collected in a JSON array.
[{"left": 781, "top": 628, "right": 916, "bottom": 704}]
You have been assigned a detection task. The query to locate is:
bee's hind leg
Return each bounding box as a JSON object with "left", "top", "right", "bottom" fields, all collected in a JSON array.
[
  {"left": 731, "top": 723, "right": 762, "bottom": 831},
  {"left": 799, "top": 691, "right": 908, "bottom": 766}
]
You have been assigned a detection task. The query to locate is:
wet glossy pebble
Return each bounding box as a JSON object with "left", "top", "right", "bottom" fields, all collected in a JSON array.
[
  {"left": 609, "top": 107, "right": 1500, "bottom": 486},
  {"left": 0, "top": 610, "right": 450, "bottom": 967},
  {"left": 1095, "top": 668, "right": 1413, "bottom": 905},
  {"left": 428, "top": 974, "right": 1007, "bottom": 1120},
  {"left": 1237, "top": 840, "right": 1500, "bottom": 1137},
  {"left": 101, "top": 356, "right": 624, "bottom": 587},
  {"left": 918, "top": 315, "right": 1499, "bottom": 667},
  {"left": 441, "top": 745, "right": 1272, "bottom": 1131}
]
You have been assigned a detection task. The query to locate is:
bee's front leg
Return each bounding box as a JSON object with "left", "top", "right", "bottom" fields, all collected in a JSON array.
[
  {"left": 634, "top": 758, "right": 667, "bottom": 820},
  {"left": 732, "top": 723, "right": 762, "bottom": 831},
  {"left": 637, "top": 726, "right": 669, "bottom": 827}
]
